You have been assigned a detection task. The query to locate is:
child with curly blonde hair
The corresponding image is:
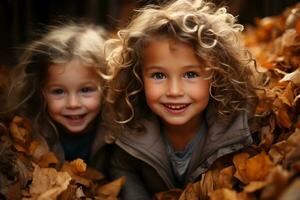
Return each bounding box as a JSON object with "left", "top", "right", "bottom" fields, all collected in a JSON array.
[
  {"left": 106, "top": 0, "right": 257, "bottom": 198},
  {"left": 2, "top": 23, "right": 112, "bottom": 172}
]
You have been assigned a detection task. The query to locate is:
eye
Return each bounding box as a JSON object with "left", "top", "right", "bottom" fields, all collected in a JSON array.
[
  {"left": 184, "top": 71, "right": 199, "bottom": 79},
  {"left": 80, "top": 87, "right": 96, "bottom": 93},
  {"left": 151, "top": 72, "right": 166, "bottom": 80},
  {"left": 50, "top": 88, "right": 65, "bottom": 96}
]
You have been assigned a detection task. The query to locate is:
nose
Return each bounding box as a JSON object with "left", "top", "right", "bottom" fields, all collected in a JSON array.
[
  {"left": 66, "top": 94, "right": 81, "bottom": 108},
  {"left": 166, "top": 78, "right": 184, "bottom": 97}
]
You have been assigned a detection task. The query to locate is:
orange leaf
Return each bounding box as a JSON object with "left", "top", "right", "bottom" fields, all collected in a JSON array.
[
  {"left": 29, "top": 164, "right": 71, "bottom": 198},
  {"left": 154, "top": 188, "right": 182, "bottom": 200},
  {"left": 245, "top": 151, "right": 274, "bottom": 182},
  {"left": 9, "top": 116, "right": 31, "bottom": 145},
  {"left": 209, "top": 188, "right": 238, "bottom": 200},
  {"left": 295, "top": 19, "right": 300, "bottom": 37},
  {"left": 218, "top": 166, "right": 235, "bottom": 189},
  {"left": 275, "top": 109, "right": 292, "bottom": 129},
  {"left": 233, "top": 152, "right": 250, "bottom": 184},
  {"left": 97, "top": 176, "right": 125, "bottom": 197},
  {"left": 29, "top": 139, "right": 50, "bottom": 161},
  {"left": 244, "top": 181, "right": 267, "bottom": 193},
  {"left": 37, "top": 152, "right": 59, "bottom": 168},
  {"left": 178, "top": 183, "right": 199, "bottom": 200},
  {"left": 70, "top": 158, "right": 87, "bottom": 173}
]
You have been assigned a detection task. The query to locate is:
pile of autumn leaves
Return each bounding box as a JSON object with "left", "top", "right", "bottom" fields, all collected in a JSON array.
[
  {"left": 0, "top": 116, "right": 125, "bottom": 199},
  {"left": 1, "top": 3, "right": 300, "bottom": 200}
]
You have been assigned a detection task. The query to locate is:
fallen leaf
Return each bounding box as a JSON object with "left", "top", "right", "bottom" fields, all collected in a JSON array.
[
  {"left": 233, "top": 152, "right": 250, "bottom": 184},
  {"left": 9, "top": 116, "right": 31, "bottom": 145},
  {"left": 29, "top": 139, "right": 50, "bottom": 161},
  {"left": 279, "top": 68, "right": 300, "bottom": 86},
  {"left": 275, "top": 109, "right": 292, "bottom": 129},
  {"left": 29, "top": 164, "right": 71, "bottom": 199},
  {"left": 278, "top": 179, "right": 300, "bottom": 200},
  {"left": 154, "top": 188, "right": 182, "bottom": 200},
  {"left": 97, "top": 176, "right": 125, "bottom": 197},
  {"left": 37, "top": 152, "right": 59, "bottom": 168},
  {"left": 218, "top": 166, "right": 235, "bottom": 189},
  {"left": 260, "top": 165, "right": 291, "bottom": 199},
  {"left": 244, "top": 181, "right": 267, "bottom": 193},
  {"left": 70, "top": 158, "right": 86, "bottom": 173},
  {"left": 209, "top": 188, "right": 238, "bottom": 200}
]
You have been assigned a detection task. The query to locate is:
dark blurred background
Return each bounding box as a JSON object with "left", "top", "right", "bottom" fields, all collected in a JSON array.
[{"left": 0, "top": 0, "right": 299, "bottom": 68}]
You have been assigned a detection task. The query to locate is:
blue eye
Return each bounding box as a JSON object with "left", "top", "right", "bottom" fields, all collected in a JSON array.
[
  {"left": 151, "top": 72, "right": 166, "bottom": 80},
  {"left": 51, "top": 88, "right": 65, "bottom": 95},
  {"left": 184, "top": 71, "right": 199, "bottom": 79}
]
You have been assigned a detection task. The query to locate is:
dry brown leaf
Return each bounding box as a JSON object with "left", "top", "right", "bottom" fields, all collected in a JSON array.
[
  {"left": 233, "top": 151, "right": 274, "bottom": 184},
  {"left": 218, "top": 166, "right": 235, "bottom": 189},
  {"left": 9, "top": 116, "right": 31, "bottom": 147},
  {"left": 278, "top": 82, "right": 295, "bottom": 107},
  {"left": 154, "top": 188, "right": 182, "bottom": 200},
  {"left": 70, "top": 158, "right": 87, "bottom": 173},
  {"left": 269, "top": 128, "right": 300, "bottom": 165},
  {"left": 81, "top": 166, "right": 105, "bottom": 181},
  {"left": 61, "top": 161, "right": 91, "bottom": 187},
  {"left": 244, "top": 181, "right": 267, "bottom": 193},
  {"left": 37, "top": 152, "right": 59, "bottom": 168},
  {"left": 233, "top": 152, "right": 250, "bottom": 184},
  {"left": 259, "top": 123, "right": 275, "bottom": 150},
  {"left": 245, "top": 151, "right": 274, "bottom": 182},
  {"left": 29, "top": 139, "right": 50, "bottom": 161},
  {"left": 260, "top": 165, "right": 291, "bottom": 199},
  {"left": 296, "top": 19, "right": 300, "bottom": 36},
  {"left": 29, "top": 164, "right": 71, "bottom": 199},
  {"left": 275, "top": 109, "right": 292, "bottom": 129},
  {"left": 279, "top": 68, "right": 300, "bottom": 86},
  {"left": 178, "top": 183, "right": 199, "bottom": 200},
  {"left": 278, "top": 178, "right": 300, "bottom": 200},
  {"left": 209, "top": 188, "right": 238, "bottom": 200},
  {"left": 97, "top": 176, "right": 125, "bottom": 197}
]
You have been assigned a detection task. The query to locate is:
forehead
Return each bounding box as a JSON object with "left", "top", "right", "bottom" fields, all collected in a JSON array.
[
  {"left": 142, "top": 37, "right": 202, "bottom": 67},
  {"left": 46, "top": 59, "right": 100, "bottom": 82}
]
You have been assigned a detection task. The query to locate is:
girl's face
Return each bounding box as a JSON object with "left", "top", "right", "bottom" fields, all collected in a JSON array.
[
  {"left": 142, "top": 38, "right": 210, "bottom": 128},
  {"left": 43, "top": 59, "right": 102, "bottom": 135}
]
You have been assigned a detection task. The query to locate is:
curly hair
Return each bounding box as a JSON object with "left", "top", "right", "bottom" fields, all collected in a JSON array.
[
  {"left": 1, "top": 23, "right": 111, "bottom": 144},
  {"left": 107, "top": 0, "right": 257, "bottom": 133}
]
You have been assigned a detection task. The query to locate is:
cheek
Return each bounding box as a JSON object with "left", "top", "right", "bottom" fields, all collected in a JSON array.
[
  {"left": 194, "top": 81, "right": 210, "bottom": 101},
  {"left": 85, "top": 95, "right": 102, "bottom": 112},
  {"left": 44, "top": 96, "right": 61, "bottom": 115},
  {"left": 144, "top": 82, "right": 161, "bottom": 102}
]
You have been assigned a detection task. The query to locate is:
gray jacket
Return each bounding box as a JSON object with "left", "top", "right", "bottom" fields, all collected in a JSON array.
[{"left": 110, "top": 106, "right": 253, "bottom": 200}]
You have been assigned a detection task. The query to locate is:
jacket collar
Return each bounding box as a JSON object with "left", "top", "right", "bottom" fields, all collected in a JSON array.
[{"left": 116, "top": 103, "right": 252, "bottom": 186}]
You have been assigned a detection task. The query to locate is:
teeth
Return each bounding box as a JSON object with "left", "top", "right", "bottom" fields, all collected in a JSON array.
[
  {"left": 67, "top": 115, "right": 83, "bottom": 120},
  {"left": 164, "top": 104, "right": 188, "bottom": 110}
]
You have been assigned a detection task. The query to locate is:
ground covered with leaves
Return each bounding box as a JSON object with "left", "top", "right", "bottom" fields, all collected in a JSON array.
[{"left": 1, "top": 3, "right": 300, "bottom": 200}]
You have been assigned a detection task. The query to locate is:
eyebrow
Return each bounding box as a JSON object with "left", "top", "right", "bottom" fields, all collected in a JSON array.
[{"left": 143, "top": 64, "right": 203, "bottom": 70}]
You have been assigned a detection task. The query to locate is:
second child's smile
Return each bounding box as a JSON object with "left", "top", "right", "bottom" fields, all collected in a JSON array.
[{"left": 163, "top": 103, "right": 190, "bottom": 114}]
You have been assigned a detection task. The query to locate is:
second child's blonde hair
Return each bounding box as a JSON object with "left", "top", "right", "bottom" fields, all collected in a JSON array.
[
  {"left": 2, "top": 23, "right": 110, "bottom": 144},
  {"left": 107, "top": 0, "right": 257, "bottom": 133}
]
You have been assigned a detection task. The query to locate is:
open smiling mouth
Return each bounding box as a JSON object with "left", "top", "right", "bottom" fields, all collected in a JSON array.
[
  {"left": 163, "top": 103, "right": 190, "bottom": 112},
  {"left": 64, "top": 114, "right": 86, "bottom": 120}
]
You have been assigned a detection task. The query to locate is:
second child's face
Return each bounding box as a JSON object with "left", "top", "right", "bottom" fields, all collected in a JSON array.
[
  {"left": 142, "top": 38, "right": 210, "bottom": 128},
  {"left": 44, "top": 59, "right": 102, "bottom": 134}
]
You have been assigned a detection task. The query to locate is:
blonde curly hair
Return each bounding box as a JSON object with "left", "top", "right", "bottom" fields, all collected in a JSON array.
[{"left": 107, "top": 0, "right": 257, "bottom": 133}]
